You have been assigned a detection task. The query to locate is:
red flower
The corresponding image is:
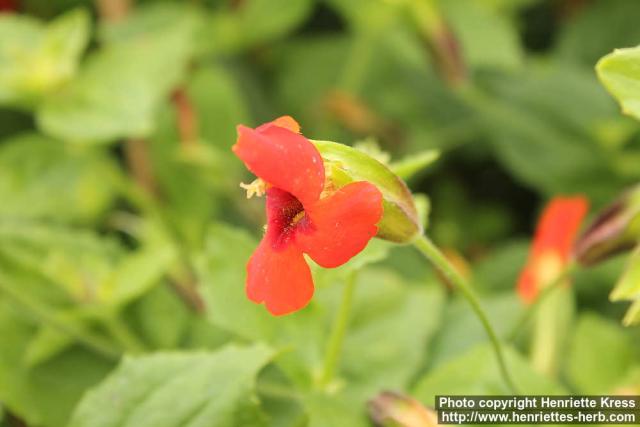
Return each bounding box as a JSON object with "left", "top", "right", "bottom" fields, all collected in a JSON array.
[
  {"left": 0, "top": 0, "right": 18, "bottom": 12},
  {"left": 232, "top": 116, "right": 383, "bottom": 315},
  {"left": 517, "top": 196, "right": 588, "bottom": 303}
]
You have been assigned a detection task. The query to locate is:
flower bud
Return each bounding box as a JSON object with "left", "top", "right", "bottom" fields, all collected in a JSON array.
[
  {"left": 574, "top": 184, "right": 640, "bottom": 266},
  {"left": 406, "top": 0, "right": 466, "bottom": 87},
  {"left": 368, "top": 390, "right": 439, "bottom": 427},
  {"left": 311, "top": 140, "right": 422, "bottom": 243}
]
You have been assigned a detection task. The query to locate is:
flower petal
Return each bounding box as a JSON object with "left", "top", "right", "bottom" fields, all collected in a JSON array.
[
  {"left": 259, "top": 115, "right": 301, "bottom": 134},
  {"left": 232, "top": 122, "right": 324, "bottom": 205},
  {"left": 532, "top": 196, "right": 589, "bottom": 261},
  {"left": 516, "top": 195, "right": 588, "bottom": 303},
  {"left": 296, "top": 181, "right": 383, "bottom": 268},
  {"left": 246, "top": 237, "right": 314, "bottom": 316},
  {"left": 517, "top": 266, "right": 538, "bottom": 304}
]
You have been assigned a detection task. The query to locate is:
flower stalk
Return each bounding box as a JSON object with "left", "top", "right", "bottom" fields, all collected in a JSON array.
[
  {"left": 413, "top": 235, "right": 518, "bottom": 393},
  {"left": 318, "top": 270, "right": 358, "bottom": 389},
  {"left": 529, "top": 284, "right": 573, "bottom": 377}
]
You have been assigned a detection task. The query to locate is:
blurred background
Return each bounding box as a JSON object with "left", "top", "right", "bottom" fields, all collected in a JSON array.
[{"left": 1, "top": 0, "right": 640, "bottom": 426}]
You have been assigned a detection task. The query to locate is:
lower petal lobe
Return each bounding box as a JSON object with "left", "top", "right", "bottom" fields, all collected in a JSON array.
[
  {"left": 296, "top": 181, "right": 383, "bottom": 268},
  {"left": 246, "top": 237, "right": 314, "bottom": 316}
]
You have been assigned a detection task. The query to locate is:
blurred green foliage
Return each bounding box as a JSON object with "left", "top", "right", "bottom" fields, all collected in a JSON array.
[{"left": 0, "top": 0, "right": 639, "bottom": 426}]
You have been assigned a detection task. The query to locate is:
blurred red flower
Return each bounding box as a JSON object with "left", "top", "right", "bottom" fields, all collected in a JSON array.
[
  {"left": 233, "top": 116, "right": 383, "bottom": 315},
  {"left": 0, "top": 0, "right": 17, "bottom": 12},
  {"left": 517, "top": 196, "right": 589, "bottom": 303}
]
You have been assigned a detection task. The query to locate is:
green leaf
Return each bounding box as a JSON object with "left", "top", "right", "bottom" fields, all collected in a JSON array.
[
  {"left": 313, "top": 140, "right": 422, "bottom": 243},
  {"left": 0, "top": 9, "right": 90, "bottom": 107},
  {"left": 389, "top": 149, "right": 440, "bottom": 181},
  {"left": 25, "top": 321, "right": 82, "bottom": 367},
  {"left": 556, "top": 0, "right": 640, "bottom": 66},
  {"left": 69, "top": 344, "right": 274, "bottom": 427},
  {"left": 207, "top": 0, "right": 314, "bottom": 54},
  {"left": 324, "top": 0, "right": 399, "bottom": 33},
  {"left": 566, "top": 313, "right": 636, "bottom": 393},
  {"left": 623, "top": 299, "right": 640, "bottom": 326},
  {"left": 131, "top": 285, "right": 190, "bottom": 350},
  {"left": 441, "top": 0, "right": 523, "bottom": 70},
  {"left": 98, "top": 2, "right": 202, "bottom": 46},
  {"left": 471, "top": 65, "right": 623, "bottom": 200},
  {"left": 428, "top": 293, "right": 522, "bottom": 368},
  {"left": 413, "top": 343, "right": 564, "bottom": 402},
  {"left": 339, "top": 239, "right": 392, "bottom": 272},
  {"left": 0, "top": 244, "right": 122, "bottom": 362},
  {"left": 0, "top": 220, "right": 121, "bottom": 303},
  {"left": 38, "top": 17, "right": 195, "bottom": 143},
  {"left": 315, "top": 240, "right": 394, "bottom": 288},
  {"left": 611, "top": 249, "right": 640, "bottom": 302},
  {"left": 339, "top": 272, "right": 444, "bottom": 391},
  {"left": 0, "top": 219, "right": 172, "bottom": 313},
  {"left": 0, "top": 299, "right": 114, "bottom": 427},
  {"left": 97, "top": 236, "right": 177, "bottom": 308},
  {"left": 0, "top": 238, "right": 86, "bottom": 308},
  {"left": 474, "top": 240, "right": 529, "bottom": 292},
  {"left": 0, "top": 133, "right": 121, "bottom": 223},
  {"left": 303, "top": 391, "right": 368, "bottom": 427},
  {"left": 597, "top": 45, "right": 640, "bottom": 122},
  {"left": 476, "top": 0, "right": 539, "bottom": 14},
  {"left": 610, "top": 247, "right": 640, "bottom": 326}
]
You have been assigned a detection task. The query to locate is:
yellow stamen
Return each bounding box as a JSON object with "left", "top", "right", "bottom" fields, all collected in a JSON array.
[
  {"left": 240, "top": 179, "right": 266, "bottom": 199},
  {"left": 291, "top": 211, "right": 305, "bottom": 225}
]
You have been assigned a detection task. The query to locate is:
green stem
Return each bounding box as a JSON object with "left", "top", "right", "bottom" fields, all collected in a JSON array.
[
  {"left": 530, "top": 285, "right": 573, "bottom": 376},
  {"left": 413, "top": 235, "right": 518, "bottom": 393},
  {"left": 103, "top": 313, "right": 147, "bottom": 354},
  {"left": 318, "top": 270, "right": 358, "bottom": 389},
  {"left": 0, "top": 280, "right": 120, "bottom": 360},
  {"left": 507, "top": 262, "right": 578, "bottom": 342}
]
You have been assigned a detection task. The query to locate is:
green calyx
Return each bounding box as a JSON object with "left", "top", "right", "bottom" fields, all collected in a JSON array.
[{"left": 311, "top": 139, "right": 422, "bottom": 244}]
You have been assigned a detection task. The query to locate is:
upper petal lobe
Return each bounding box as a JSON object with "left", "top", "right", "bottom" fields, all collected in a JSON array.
[
  {"left": 258, "top": 115, "right": 301, "bottom": 134},
  {"left": 532, "top": 196, "right": 589, "bottom": 261},
  {"left": 246, "top": 237, "right": 314, "bottom": 316},
  {"left": 232, "top": 122, "right": 324, "bottom": 205},
  {"left": 296, "top": 181, "right": 383, "bottom": 268}
]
